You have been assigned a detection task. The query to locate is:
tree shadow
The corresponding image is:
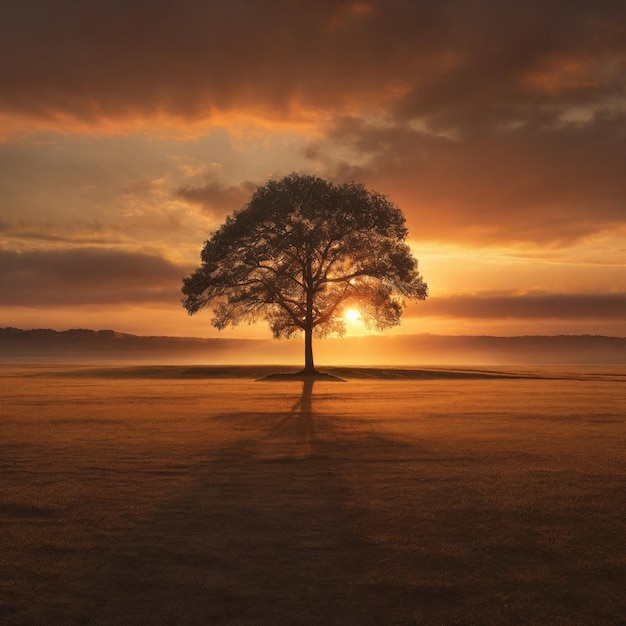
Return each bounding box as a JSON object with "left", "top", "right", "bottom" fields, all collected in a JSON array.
[
  {"left": 266, "top": 378, "right": 316, "bottom": 450},
  {"left": 36, "top": 368, "right": 478, "bottom": 625},
  {"left": 72, "top": 379, "right": 422, "bottom": 624},
  {"left": 295, "top": 376, "right": 314, "bottom": 415}
]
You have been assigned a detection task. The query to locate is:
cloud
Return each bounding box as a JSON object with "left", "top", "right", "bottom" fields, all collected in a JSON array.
[
  {"left": 313, "top": 110, "right": 626, "bottom": 245},
  {"left": 0, "top": 211, "right": 125, "bottom": 247},
  {"left": 414, "top": 292, "right": 626, "bottom": 320},
  {"left": 389, "top": 3, "right": 626, "bottom": 132},
  {"left": 175, "top": 175, "right": 257, "bottom": 216},
  {"left": 1, "top": 1, "right": 623, "bottom": 132},
  {"left": 0, "top": 248, "right": 189, "bottom": 306}
]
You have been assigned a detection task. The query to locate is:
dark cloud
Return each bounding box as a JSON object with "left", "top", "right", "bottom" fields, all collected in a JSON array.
[
  {"left": 0, "top": 248, "right": 188, "bottom": 305},
  {"left": 391, "top": 2, "right": 626, "bottom": 131},
  {"left": 416, "top": 292, "right": 626, "bottom": 320},
  {"left": 0, "top": 0, "right": 371, "bottom": 122},
  {"left": 318, "top": 110, "right": 626, "bottom": 245},
  {"left": 175, "top": 175, "right": 257, "bottom": 215},
  {"left": 0, "top": 212, "right": 123, "bottom": 246},
  {"left": 1, "top": 1, "right": 623, "bottom": 127}
]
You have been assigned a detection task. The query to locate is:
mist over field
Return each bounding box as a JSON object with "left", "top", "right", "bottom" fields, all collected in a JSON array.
[
  {"left": 1, "top": 364, "right": 624, "bottom": 624},
  {"left": 2, "top": 328, "right": 626, "bottom": 365}
]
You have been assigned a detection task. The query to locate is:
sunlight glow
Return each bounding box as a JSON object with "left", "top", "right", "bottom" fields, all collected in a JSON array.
[{"left": 344, "top": 308, "right": 361, "bottom": 322}]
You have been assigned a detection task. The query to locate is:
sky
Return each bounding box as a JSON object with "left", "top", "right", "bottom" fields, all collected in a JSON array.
[{"left": 1, "top": 0, "right": 625, "bottom": 341}]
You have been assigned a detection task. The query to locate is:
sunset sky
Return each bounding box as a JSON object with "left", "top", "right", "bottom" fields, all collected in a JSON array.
[{"left": 1, "top": 0, "right": 625, "bottom": 340}]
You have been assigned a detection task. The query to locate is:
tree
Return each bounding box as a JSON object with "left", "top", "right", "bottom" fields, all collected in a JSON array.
[{"left": 182, "top": 173, "right": 428, "bottom": 373}]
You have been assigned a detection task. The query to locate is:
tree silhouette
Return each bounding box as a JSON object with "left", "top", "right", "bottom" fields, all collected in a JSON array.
[{"left": 182, "top": 173, "right": 428, "bottom": 373}]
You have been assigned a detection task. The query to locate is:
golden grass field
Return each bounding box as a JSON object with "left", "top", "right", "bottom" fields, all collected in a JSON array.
[{"left": 1, "top": 364, "right": 624, "bottom": 625}]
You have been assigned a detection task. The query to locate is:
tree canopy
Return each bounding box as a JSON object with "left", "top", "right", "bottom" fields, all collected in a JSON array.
[{"left": 182, "top": 173, "right": 428, "bottom": 372}]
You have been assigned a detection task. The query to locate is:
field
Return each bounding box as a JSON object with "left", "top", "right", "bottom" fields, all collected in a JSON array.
[{"left": 1, "top": 364, "right": 625, "bottom": 625}]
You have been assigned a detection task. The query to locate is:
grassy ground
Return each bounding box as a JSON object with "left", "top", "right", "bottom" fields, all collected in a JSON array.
[{"left": 0, "top": 365, "right": 624, "bottom": 625}]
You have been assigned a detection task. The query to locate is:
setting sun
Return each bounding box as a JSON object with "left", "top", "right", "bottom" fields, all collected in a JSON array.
[{"left": 344, "top": 308, "right": 361, "bottom": 322}]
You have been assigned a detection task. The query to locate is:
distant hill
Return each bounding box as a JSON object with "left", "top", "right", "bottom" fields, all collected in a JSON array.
[
  {"left": 1, "top": 327, "right": 625, "bottom": 365},
  {"left": 0, "top": 327, "right": 256, "bottom": 360}
]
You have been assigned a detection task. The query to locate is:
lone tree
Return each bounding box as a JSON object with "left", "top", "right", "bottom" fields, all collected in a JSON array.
[{"left": 182, "top": 173, "right": 428, "bottom": 373}]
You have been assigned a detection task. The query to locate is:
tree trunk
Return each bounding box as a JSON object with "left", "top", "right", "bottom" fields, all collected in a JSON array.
[
  {"left": 302, "top": 278, "right": 317, "bottom": 374},
  {"left": 303, "top": 324, "right": 316, "bottom": 374}
]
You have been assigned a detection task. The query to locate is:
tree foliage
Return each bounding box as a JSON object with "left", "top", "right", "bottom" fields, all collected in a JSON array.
[{"left": 182, "top": 173, "right": 428, "bottom": 371}]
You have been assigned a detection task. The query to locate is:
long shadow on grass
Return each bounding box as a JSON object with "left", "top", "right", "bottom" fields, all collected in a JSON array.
[{"left": 76, "top": 380, "right": 425, "bottom": 625}]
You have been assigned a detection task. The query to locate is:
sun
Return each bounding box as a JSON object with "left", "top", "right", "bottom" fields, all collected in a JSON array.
[{"left": 344, "top": 308, "right": 361, "bottom": 322}]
